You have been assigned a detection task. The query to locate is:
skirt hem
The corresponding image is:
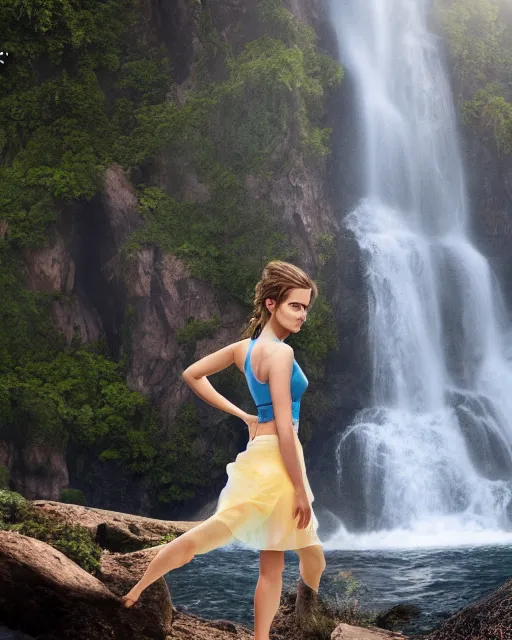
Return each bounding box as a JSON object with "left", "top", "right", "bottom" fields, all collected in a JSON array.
[
  {"left": 211, "top": 514, "right": 323, "bottom": 552},
  {"left": 212, "top": 431, "right": 321, "bottom": 551}
]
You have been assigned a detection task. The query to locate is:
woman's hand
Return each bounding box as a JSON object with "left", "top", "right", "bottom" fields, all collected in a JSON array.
[
  {"left": 241, "top": 412, "right": 259, "bottom": 439},
  {"left": 292, "top": 487, "right": 312, "bottom": 529}
]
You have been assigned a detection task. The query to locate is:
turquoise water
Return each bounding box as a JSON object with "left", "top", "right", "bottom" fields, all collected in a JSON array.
[{"left": 167, "top": 543, "right": 512, "bottom": 636}]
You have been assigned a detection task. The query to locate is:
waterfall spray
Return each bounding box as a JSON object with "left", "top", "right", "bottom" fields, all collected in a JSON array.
[{"left": 327, "top": 0, "right": 512, "bottom": 548}]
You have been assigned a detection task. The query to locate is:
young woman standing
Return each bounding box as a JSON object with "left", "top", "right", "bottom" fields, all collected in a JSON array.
[{"left": 122, "top": 260, "right": 326, "bottom": 640}]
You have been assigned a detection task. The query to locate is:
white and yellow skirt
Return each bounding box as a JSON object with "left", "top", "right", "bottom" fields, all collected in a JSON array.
[{"left": 212, "top": 432, "right": 321, "bottom": 551}]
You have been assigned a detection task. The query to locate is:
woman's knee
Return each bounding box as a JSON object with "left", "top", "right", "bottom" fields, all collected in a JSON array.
[
  {"left": 259, "top": 550, "right": 285, "bottom": 578},
  {"left": 299, "top": 545, "right": 326, "bottom": 574},
  {"left": 316, "top": 547, "right": 327, "bottom": 573},
  {"left": 178, "top": 534, "right": 198, "bottom": 560}
]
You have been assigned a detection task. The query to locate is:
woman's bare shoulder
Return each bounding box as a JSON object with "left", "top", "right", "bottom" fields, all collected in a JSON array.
[
  {"left": 267, "top": 342, "right": 294, "bottom": 379},
  {"left": 266, "top": 340, "right": 293, "bottom": 360},
  {"left": 232, "top": 337, "right": 252, "bottom": 370},
  {"left": 231, "top": 337, "right": 292, "bottom": 366},
  {"left": 233, "top": 337, "right": 252, "bottom": 349}
]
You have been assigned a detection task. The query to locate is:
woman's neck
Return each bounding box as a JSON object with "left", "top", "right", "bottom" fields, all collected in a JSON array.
[{"left": 259, "top": 323, "right": 289, "bottom": 342}]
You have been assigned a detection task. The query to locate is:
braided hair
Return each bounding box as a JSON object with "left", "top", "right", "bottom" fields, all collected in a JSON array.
[{"left": 241, "top": 261, "right": 318, "bottom": 339}]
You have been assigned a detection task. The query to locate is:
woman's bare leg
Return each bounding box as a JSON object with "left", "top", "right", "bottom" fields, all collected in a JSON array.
[
  {"left": 297, "top": 544, "right": 325, "bottom": 591},
  {"left": 121, "top": 518, "right": 233, "bottom": 607},
  {"left": 253, "top": 550, "right": 285, "bottom": 640},
  {"left": 294, "top": 544, "right": 326, "bottom": 620}
]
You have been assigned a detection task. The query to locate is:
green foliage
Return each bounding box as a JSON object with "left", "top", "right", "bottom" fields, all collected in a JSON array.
[
  {"left": 462, "top": 88, "right": 512, "bottom": 152},
  {"left": 0, "top": 0, "right": 133, "bottom": 71},
  {"left": 0, "top": 246, "right": 58, "bottom": 372},
  {"left": 113, "top": 96, "right": 199, "bottom": 171},
  {"left": 316, "top": 233, "right": 337, "bottom": 269},
  {"left": 140, "top": 531, "right": 178, "bottom": 549},
  {"left": 215, "top": 38, "right": 300, "bottom": 171},
  {"left": 0, "top": 466, "right": 9, "bottom": 490},
  {"left": 126, "top": 182, "right": 292, "bottom": 304},
  {"left": 0, "top": 0, "right": 172, "bottom": 248},
  {"left": 60, "top": 488, "right": 87, "bottom": 506},
  {"left": 327, "top": 570, "right": 377, "bottom": 628},
  {"left": 147, "top": 402, "right": 222, "bottom": 503},
  {"left": 436, "top": 0, "right": 507, "bottom": 95},
  {"left": 0, "top": 489, "right": 27, "bottom": 525},
  {"left": 436, "top": 0, "right": 512, "bottom": 152},
  {"left": 260, "top": 0, "right": 343, "bottom": 92},
  {"left": 211, "top": 12, "right": 343, "bottom": 172},
  {"left": 7, "top": 507, "right": 101, "bottom": 574},
  {"left": 156, "top": 532, "right": 177, "bottom": 545},
  {"left": 119, "top": 304, "right": 135, "bottom": 374},
  {"left": 116, "top": 4, "right": 343, "bottom": 175},
  {"left": 1, "top": 341, "right": 160, "bottom": 472},
  {"left": 177, "top": 316, "right": 221, "bottom": 363},
  {"left": 176, "top": 317, "right": 220, "bottom": 346},
  {"left": 0, "top": 0, "right": 343, "bottom": 509},
  {"left": 0, "top": 250, "right": 161, "bottom": 469}
]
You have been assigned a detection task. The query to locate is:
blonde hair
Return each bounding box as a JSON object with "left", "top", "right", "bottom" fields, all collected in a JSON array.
[{"left": 241, "top": 260, "right": 318, "bottom": 339}]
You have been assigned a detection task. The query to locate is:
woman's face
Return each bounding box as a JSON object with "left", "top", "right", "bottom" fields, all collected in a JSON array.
[{"left": 268, "top": 288, "right": 311, "bottom": 334}]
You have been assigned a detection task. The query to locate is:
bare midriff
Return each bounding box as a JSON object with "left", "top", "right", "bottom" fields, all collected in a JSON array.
[
  {"left": 249, "top": 418, "right": 300, "bottom": 440},
  {"left": 249, "top": 418, "right": 278, "bottom": 439}
]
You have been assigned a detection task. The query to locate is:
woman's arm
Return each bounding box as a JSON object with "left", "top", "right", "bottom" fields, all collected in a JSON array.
[
  {"left": 182, "top": 342, "right": 248, "bottom": 421},
  {"left": 268, "top": 345, "right": 311, "bottom": 529},
  {"left": 268, "top": 345, "right": 305, "bottom": 489}
]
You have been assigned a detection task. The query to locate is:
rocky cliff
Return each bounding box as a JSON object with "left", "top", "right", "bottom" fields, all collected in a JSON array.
[
  {"left": 436, "top": 0, "right": 512, "bottom": 307},
  {"left": 0, "top": 0, "right": 371, "bottom": 516},
  {"left": 6, "top": 0, "right": 512, "bottom": 523}
]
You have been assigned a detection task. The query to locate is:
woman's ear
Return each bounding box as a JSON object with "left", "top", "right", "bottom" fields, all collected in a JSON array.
[{"left": 265, "top": 297, "right": 276, "bottom": 314}]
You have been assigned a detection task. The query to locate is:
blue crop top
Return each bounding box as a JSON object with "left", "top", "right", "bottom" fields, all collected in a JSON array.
[{"left": 244, "top": 337, "right": 308, "bottom": 424}]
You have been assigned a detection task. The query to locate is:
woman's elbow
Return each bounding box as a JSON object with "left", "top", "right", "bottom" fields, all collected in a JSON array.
[{"left": 182, "top": 367, "right": 202, "bottom": 383}]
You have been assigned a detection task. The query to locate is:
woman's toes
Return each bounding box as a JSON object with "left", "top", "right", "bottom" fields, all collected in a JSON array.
[{"left": 121, "top": 594, "right": 138, "bottom": 608}]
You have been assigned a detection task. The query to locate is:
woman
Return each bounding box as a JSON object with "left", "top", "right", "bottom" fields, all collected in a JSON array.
[{"left": 121, "top": 260, "right": 326, "bottom": 640}]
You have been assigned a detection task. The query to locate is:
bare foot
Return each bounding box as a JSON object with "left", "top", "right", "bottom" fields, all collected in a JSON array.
[{"left": 121, "top": 590, "right": 141, "bottom": 608}]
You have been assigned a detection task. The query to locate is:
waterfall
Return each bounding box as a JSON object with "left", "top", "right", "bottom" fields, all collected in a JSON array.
[{"left": 327, "top": 0, "right": 512, "bottom": 548}]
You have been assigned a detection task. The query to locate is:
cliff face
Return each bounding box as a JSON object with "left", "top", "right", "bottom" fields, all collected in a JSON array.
[
  {"left": 0, "top": 0, "right": 370, "bottom": 514},
  {"left": 435, "top": 0, "right": 512, "bottom": 308},
  {"left": 463, "top": 130, "right": 512, "bottom": 309},
  {"left": 0, "top": 441, "right": 68, "bottom": 501}
]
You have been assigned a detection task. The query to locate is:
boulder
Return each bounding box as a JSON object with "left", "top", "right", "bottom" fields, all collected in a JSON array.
[
  {"left": 0, "top": 530, "right": 256, "bottom": 639},
  {"left": 426, "top": 576, "right": 512, "bottom": 640},
  {"left": 32, "top": 500, "right": 198, "bottom": 551},
  {"left": 331, "top": 623, "right": 408, "bottom": 639},
  {"left": 99, "top": 547, "right": 174, "bottom": 631},
  {"left": 0, "top": 531, "right": 172, "bottom": 639},
  {"left": 375, "top": 604, "right": 420, "bottom": 630},
  {"left": 170, "top": 611, "right": 253, "bottom": 639}
]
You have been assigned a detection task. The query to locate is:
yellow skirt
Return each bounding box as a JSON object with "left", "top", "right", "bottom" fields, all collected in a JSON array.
[{"left": 212, "top": 432, "right": 321, "bottom": 551}]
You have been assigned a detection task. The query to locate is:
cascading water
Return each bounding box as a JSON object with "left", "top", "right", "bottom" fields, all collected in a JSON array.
[{"left": 326, "top": 0, "right": 512, "bottom": 548}]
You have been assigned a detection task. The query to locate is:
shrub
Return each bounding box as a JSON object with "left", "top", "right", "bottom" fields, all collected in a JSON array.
[
  {"left": 327, "top": 570, "right": 377, "bottom": 627},
  {"left": 8, "top": 508, "right": 101, "bottom": 575},
  {"left": 0, "top": 489, "right": 28, "bottom": 525},
  {"left": 0, "top": 465, "right": 9, "bottom": 489}
]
